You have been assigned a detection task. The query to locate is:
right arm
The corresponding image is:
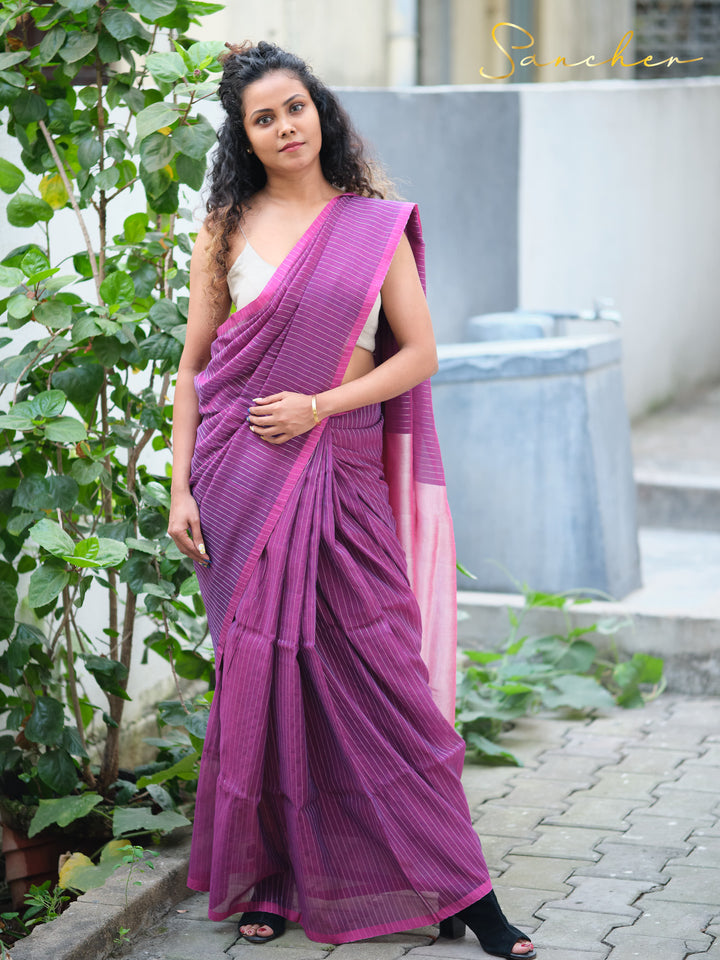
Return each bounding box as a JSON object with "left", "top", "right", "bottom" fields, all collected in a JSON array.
[{"left": 168, "top": 222, "right": 231, "bottom": 564}]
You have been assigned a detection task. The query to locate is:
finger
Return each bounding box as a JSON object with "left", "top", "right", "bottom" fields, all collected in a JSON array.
[
  {"left": 187, "top": 520, "right": 211, "bottom": 566},
  {"left": 252, "top": 392, "right": 285, "bottom": 405}
]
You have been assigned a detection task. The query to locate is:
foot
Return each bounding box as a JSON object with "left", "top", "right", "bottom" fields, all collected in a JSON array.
[
  {"left": 237, "top": 910, "right": 286, "bottom": 943},
  {"left": 239, "top": 921, "right": 275, "bottom": 939}
]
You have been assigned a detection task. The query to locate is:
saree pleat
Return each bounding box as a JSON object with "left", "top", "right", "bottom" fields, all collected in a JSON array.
[{"left": 187, "top": 405, "right": 491, "bottom": 942}]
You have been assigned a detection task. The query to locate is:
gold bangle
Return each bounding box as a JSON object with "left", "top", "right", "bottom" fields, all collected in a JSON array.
[{"left": 311, "top": 394, "right": 321, "bottom": 425}]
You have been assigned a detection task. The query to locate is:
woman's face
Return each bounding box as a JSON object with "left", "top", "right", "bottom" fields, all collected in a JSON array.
[{"left": 241, "top": 70, "right": 322, "bottom": 174}]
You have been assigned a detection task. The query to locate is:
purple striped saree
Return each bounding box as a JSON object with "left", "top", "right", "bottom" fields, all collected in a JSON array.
[{"left": 186, "top": 193, "right": 491, "bottom": 942}]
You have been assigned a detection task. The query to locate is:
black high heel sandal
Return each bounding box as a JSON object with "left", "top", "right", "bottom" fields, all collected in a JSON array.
[
  {"left": 238, "top": 910, "right": 286, "bottom": 944},
  {"left": 438, "top": 889, "right": 537, "bottom": 959}
]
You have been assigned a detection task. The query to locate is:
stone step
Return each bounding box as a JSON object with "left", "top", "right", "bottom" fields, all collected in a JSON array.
[
  {"left": 635, "top": 468, "right": 720, "bottom": 532},
  {"left": 457, "top": 527, "right": 720, "bottom": 696}
]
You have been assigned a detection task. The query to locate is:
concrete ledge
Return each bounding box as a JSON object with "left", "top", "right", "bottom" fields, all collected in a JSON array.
[
  {"left": 8, "top": 831, "right": 192, "bottom": 960},
  {"left": 635, "top": 468, "right": 720, "bottom": 532},
  {"left": 458, "top": 590, "right": 720, "bottom": 696}
]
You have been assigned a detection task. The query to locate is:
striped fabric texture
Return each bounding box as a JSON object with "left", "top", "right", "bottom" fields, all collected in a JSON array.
[{"left": 186, "top": 194, "right": 492, "bottom": 941}]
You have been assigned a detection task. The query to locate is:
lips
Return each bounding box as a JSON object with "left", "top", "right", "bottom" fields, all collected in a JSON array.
[{"left": 280, "top": 141, "right": 303, "bottom": 152}]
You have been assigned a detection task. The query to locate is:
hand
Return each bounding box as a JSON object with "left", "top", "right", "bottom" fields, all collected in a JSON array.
[
  {"left": 168, "top": 489, "right": 210, "bottom": 566},
  {"left": 247, "top": 392, "right": 318, "bottom": 445}
]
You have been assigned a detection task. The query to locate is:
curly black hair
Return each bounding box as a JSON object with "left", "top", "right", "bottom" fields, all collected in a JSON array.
[{"left": 206, "top": 40, "right": 390, "bottom": 294}]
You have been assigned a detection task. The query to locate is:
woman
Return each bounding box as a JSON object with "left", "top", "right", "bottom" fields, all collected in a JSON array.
[{"left": 168, "top": 40, "right": 535, "bottom": 960}]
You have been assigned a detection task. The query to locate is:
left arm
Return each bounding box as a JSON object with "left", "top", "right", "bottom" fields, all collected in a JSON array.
[{"left": 247, "top": 232, "right": 437, "bottom": 442}]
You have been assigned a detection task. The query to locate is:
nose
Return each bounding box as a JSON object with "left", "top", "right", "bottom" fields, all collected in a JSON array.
[{"left": 279, "top": 117, "right": 296, "bottom": 138}]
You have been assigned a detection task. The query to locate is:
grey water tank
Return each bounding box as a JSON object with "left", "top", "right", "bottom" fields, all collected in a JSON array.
[{"left": 431, "top": 334, "right": 642, "bottom": 599}]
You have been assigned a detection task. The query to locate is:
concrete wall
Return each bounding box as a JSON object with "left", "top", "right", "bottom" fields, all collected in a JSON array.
[{"left": 338, "top": 77, "right": 720, "bottom": 419}]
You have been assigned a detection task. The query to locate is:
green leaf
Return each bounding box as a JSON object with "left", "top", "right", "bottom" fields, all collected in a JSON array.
[
  {"left": 37, "top": 749, "right": 79, "bottom": 794},
  {"left": 149, "top": 299, "right": 181, "bottom": 328},
  {"left": 112, "top": 806, "right": 190, "bottom": 837},
  {"left": 44, "top": 416, "right": 88, "bottom": 443},
  {"left": 24, "top": 695, "right": 65, "bottom": 746},
  {"left": 28, "top": 565, "right": 70, "bottom": 608},
  {"left": 136, "top": 102, "right": 178, "bottom": 142},
  {"left": 179, "top": 573, "right": 199, "bottom": 596},
  {"left": 0, "top": 264, "right": 24, "bottom": 286},
  {"left": 51, "top": 364, "right": 104, "bottom": 405},
  {"left": 14, "top": 474, "right": 79, "bottom": 511},
  {"left": 28, "top": 389, "right": 65, "bottom": 418},
  {"left": 29, "top": 518, "right": 75, "bottom": 557},
  {"left": 0, "top": 51, "right": 30, "bottom": 70},
  {"left": 77, "top": 134, "right": 102, "bottom": 169},
  {"left": 171, "top": 115, "right": 216, "bottom": 159},
  {"left": 128, "top": 0, "right": 177, "bottom": 19},
  {"left": 59, "top": 31, "right": 98, "bottom": 63},
  {"left": 6, "top": 195, "right": 54, "bottom": 227},
  {"left": 64, "top": 537, "right": 128, "bottom": 569},
  {"left": 28, "top": 794, "right": 103, "bottom": 838},
  {"left": 0, "top": 580, "right": 17, "bottom": 640},
  {"left": 83, "top": 655, "right": 130, "bottom": 699},
  {"left": 8, "top": 294, "right": 34, "bottom": 320},
  {"left": 139, "top": 131, "right": 177, "bottom": 172},
  {"left": 94, "top": 167, "right": 120, "bottom": 191},
  {"left": 38, "top": 24, "right": 66, "bottom": 62},
  {"left": 58, "top": 841, "right": 132, "bottom": 892},
  {"left": 122, "top": 212, "right": 148, "bottom": 243},
  {"left": 12, "top": 92, "right": 48, "bottom": 125},
  {"left": 136, "top": 751, "right": 198, "bottom": 788},
  {"left": 187, "top": 39, "right": 225, "bottom": 69},
  {"left": 34, "top": 300, "right": 72, "bottom": 329},
  {"left": 175, "top": 153, "right": 206, "bottom": 190},
  {"left": 103, "top": 7, "right": 152, "bottom": 39},
  {"left": 145, "top": 51, "right": 186, "bottom": 83},
  {"left": 100, "top": 271, "right": 135, "bottom": 305},
  {"left": 466, "top": 732, "right": 521, "bottom": 765},
  {"left": 0, "top": 157, "right": 24, "bottom": 193},
  {"left": 20, "top": 247, "right": 50, "bottom": 276},
  {"left": 58, "top": 0, "right": 98, "bottom": 11},
  {"left": 542, "top": 675, "right": 616, "bottom": 712}
]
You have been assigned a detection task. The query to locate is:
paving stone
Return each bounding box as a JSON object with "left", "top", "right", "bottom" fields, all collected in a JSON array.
[
  {"left": 604, "top": 935, "right": 691, "bottom": 959},
  {"left": 552, "top": 734, "right": 629, "bottom": 759},
  {"left": 542, "top": 798, "right": 648, "bottom": 831},
  {"left": 567, "top": 771, "right": 665, "bottom": 800},
  {"left": 509, "top": 826, "right": 608, "bottom": 861},
  {"left": 330, "top": 943, "right": 411, "bottom": 959},
  {"left": 660, "top": 760, "right": 720, "bottom": 792},
  {"left": 697, "top": 744, "right": 720, "bottom": 765},
  {"left": 515, "top": 753, "right": 605, "bottom": 783},
  {"left": 610, "top": 898, "right": 715, "bottom": 949},
  {"left": 490, "top": 777, "right": 587, "bottom": 810},
  {"left": 639, "top": 864, "right": 720, "bottom": 905},
  {"left": 497, "top": 855, "right": 586, "bottom": 893},
  {"left": 460, "top": 763, "right": 518, "bottom": 804},
  {"left": 575, "top": 714, "right": 661, "bottom": 739},
  {"left": 686, "top": 947, "right": 720, "bottom": 960},
  {"left": 615, "top": 813, "right": 697, "bottom": 846},
  {"left": 606, "top": 917, "right": 712, "bottom": 953},
  {"left": 667, "top": 698, "right": 720, "bottom": 725},
  {"left": 471, "top": 803, "right": 555, "bottom": 838},
  {"left": 666, "top": 836, "right": 720, "bottom": 868},
  {"left": 136, "top": 917, "right": 239, "bottom": 955},
  {"left": 637, "top": 728, "right": 709, "bottom": 750},
  {"left": 170, "top": 892, "right": 210, "bottom": 920},
  {"left": 505, "top": 716, "right": 582, "bottom": 743},
  {"left": 531, "top": 907, "right": 633, "bottom": 951},
  {"left": 691, "top": 821, "right": 720, "bottom": 838},
  {"left": 485, "top": 882, "right": 549, "bottom": 926},
  {"left": 541, "top": 876, "right": 656, "bottom": 917},
  {"left": 573, "top": 841, "right": 682, "bottom": 883},
  {"left": 641, "top": 787, "right": 719, "bottom": 820},
  {"left": 477, "top": 834, "right": 524, "bottom": 875},
  {"left": 228, "top": 947, "right": 329, "bottom": 960},
  {"left": 609, "top": 747, "right": 697, "bottom": 776}
]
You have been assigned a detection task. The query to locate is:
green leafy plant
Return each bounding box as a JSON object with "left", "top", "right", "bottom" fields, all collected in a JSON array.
[
  {"left": 0, "top": 0, "right": 223, "bottom": 828},
  {"left": 455, "top": 586, "right": 665, "bottom": 765},
  {"left": 20, "top": 880, "right": 70, "bottom": 929}
]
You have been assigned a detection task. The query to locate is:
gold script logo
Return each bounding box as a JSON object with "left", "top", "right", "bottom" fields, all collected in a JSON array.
[{"left": 480, "top": 22, "right": 704, "bottom": 80}]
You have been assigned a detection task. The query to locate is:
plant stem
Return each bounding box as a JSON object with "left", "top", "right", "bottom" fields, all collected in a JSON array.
[
  {"left": 37, "top": 119, "right": 101, "bottom": 302},
  {"left": 62, "top": 585, "right": 96, "bottom": 788}
]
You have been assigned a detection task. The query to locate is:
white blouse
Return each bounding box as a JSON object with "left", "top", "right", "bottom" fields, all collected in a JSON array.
[{"left": 226, "top": 239, "right": 381, "bottom": 353}]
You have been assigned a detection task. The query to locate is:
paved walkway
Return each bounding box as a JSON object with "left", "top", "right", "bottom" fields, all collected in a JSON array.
[{"left": 112, "top": 694, "right": 720, "bottom": 960}]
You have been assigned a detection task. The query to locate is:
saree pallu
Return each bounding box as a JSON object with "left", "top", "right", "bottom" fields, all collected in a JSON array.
[{"left": 186, "top": 193, "right": 491, "bottom": 942}]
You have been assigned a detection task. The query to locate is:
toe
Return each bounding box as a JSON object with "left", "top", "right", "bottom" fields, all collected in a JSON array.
[{"left": 513, "top": 941, "right": 534, "bottom": 955}]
